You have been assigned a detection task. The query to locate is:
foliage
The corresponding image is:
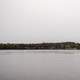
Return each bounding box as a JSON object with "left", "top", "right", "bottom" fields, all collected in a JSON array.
[{"left": 0, "top": 42, "right": 80, "bottom": 49}]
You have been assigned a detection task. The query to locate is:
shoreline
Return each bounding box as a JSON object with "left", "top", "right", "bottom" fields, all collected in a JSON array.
[{"left": 0, "top": 42, "right": 80, "bottom": 50}]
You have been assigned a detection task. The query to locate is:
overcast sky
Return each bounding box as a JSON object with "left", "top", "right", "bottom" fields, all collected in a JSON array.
[{"left": 0, "top": 0, "right": 80, "bottom": 43}]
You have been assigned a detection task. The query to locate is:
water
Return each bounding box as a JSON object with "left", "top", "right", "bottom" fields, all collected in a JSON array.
[{"left": 0, "top": 50, "right": 80, "bottom": 80}]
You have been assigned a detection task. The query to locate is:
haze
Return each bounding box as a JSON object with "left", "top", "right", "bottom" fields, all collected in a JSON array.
[{"left": 0, "top": 0, "right": 80, "bottom": 43}]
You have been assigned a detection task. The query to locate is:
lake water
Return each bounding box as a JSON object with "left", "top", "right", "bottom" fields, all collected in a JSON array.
[{"left": 0, "top": 50, "right": 80, "bottom": 80}]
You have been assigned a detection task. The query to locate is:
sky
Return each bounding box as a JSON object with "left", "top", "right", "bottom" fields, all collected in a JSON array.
[{"left": 0, "top": 0, "right": 80, "bottom": 43}]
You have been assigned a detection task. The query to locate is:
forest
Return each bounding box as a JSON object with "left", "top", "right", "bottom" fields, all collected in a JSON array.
[{"left": 0, "top": 42, "right": 80, "bottom": 49}]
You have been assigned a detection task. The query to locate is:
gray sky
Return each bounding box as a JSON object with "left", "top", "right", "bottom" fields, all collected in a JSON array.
[{"left": 0, "top": 0, "right": 80, "bottom": 43}]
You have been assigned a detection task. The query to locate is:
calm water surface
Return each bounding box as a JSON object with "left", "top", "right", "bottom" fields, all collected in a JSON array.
[{"left": 0, "top": 50, "right": 80, "bottom": 80}]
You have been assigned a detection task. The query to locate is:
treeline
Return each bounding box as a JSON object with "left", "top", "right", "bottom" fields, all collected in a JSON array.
[{"left": 0, "top": 42, "right": 80, "bottom": 49}]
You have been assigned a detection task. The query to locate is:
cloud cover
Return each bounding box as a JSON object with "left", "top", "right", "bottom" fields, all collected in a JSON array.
[{"left": 0, "top": 0, "right": 80, "bottom": 43}]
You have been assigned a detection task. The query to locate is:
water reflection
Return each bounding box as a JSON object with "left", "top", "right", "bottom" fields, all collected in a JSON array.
[{"left": 0, "top": 50, "right": 80, "bottom": 80}]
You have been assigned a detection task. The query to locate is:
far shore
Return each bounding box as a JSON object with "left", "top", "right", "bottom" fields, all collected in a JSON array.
[{"left": 0, "top": 42, "right": 80, "bottom": 50}]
